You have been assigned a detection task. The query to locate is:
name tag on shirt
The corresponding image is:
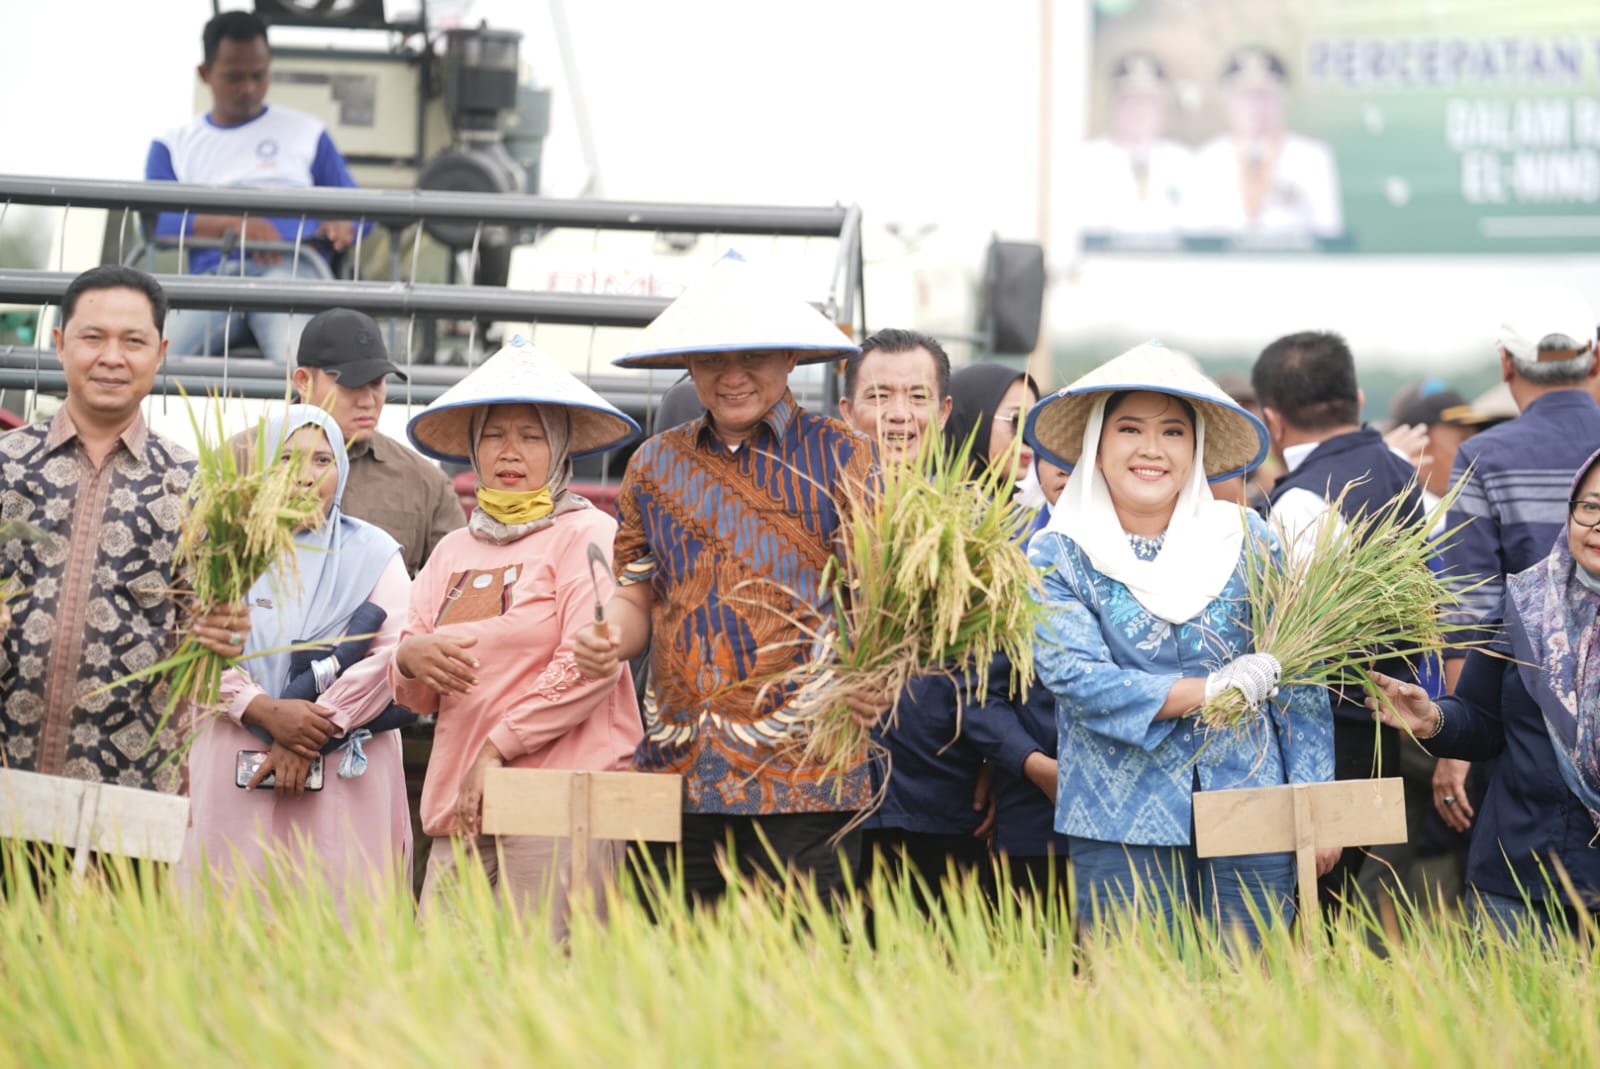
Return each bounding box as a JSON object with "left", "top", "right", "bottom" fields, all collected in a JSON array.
[{"left": 436, "top": 566, "right": 518, "bottom": 626}]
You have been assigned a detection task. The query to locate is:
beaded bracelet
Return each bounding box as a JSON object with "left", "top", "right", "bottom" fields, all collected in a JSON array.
[{"left": 1421, "top": 701, "right": 1445, "bottom": 740}]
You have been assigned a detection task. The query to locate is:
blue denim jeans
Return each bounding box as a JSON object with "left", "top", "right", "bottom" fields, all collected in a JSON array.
[
  {"left": 1069, "top": 835, "right": 1296, "bottom": 945},
  {"left": 1470, "top": 887, "right": 1598, "bottom": 943},
  {"left": 165, "top": 252, "right": 330, "bottom": 363}
]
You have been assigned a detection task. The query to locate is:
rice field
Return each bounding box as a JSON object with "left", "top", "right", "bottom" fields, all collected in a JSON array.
[{"left": 3, "top": 846, "right": 1597, "bottom": 1069}]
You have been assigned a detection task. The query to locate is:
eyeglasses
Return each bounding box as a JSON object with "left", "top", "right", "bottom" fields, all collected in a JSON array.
[
  {"left": 995, "top": 412, "right": 1023, "bottom": 434},
  {"left": 1570, "top": 499, "right": 1600, "bottom": 527}
]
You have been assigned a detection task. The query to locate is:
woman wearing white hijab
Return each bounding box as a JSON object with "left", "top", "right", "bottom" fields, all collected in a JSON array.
[
  {"left": 1023, "top": 342, "right": 1334, "bottom": 940},
  {"left": 181, "top": 405, "right": 412, "bottom": 908}
]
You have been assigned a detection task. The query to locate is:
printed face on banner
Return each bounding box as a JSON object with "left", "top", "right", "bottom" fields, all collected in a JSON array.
[{"left": 1080, "top": 0, "right": 1600, "bottom": 255}]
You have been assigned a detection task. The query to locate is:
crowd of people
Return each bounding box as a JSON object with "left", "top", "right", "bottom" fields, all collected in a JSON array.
[
  {"left": 4, "top": 10, "right": 1600, "bottom": 947},
  {"left": 6, "top": 253, "right": 1600, "bottom": 948}
]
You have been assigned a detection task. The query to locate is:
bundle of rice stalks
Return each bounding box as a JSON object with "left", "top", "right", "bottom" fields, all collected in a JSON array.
[
  {"left": 786, "top": 430, "right": 1046, "bottom": 780},
  {"left": 1201, "top": 478, "right": 1482, "bottom": 732},
  {"left": 104, "top": 396, "right": 324, "bottom": 735}
]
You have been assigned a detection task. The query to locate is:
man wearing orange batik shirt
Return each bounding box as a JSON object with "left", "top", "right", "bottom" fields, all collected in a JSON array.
[{"left": 574, "top": 256, "right": 886, "bottom": 905}]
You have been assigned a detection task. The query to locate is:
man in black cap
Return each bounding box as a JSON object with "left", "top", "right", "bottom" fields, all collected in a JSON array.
[
  {"left": 1386, "top": 379, "right": 1490, "bottom": 524},
  {"left": 292, "top": 308, "right": 464, "bottom": 577}
]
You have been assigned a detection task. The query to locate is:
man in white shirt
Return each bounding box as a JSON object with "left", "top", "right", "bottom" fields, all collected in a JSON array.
[
  {"left": 145, "top": 10, "right": 362, "bottom": 362},
  {"left": 1253, "top": 331, "right": 1423, "bottom": 917},
  {"left": 1080, "top": 53, "right": 1194, "bottom": 240},
  {"left": 1187, "top": 48, "right": 1343, "bottom": 243}
]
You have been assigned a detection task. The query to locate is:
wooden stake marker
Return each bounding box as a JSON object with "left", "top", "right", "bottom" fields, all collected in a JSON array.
[
  {"left": 0, "top": 768, "right": 190, "bottom": 880},
  {"left": 1193, "top": 776, "right": 1407, "bottom": 947},
  {"left": 481, "top": 768, "right": 682, "bottom": 906}
]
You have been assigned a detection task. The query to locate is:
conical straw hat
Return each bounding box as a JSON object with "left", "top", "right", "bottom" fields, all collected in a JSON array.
[
  {"left": 613, "top": 254, "right": 858, "bottom": 370},
  {"left": 407, "top": 335, "right": 641, "bottom": 462},
  {"left": 1024, "top": 340, "right": 1269, "bottom": 482}
]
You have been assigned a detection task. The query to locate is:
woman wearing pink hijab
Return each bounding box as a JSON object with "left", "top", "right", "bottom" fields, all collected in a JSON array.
[{"left": 394, "top": 337, "right": 642, "bottom": 940}]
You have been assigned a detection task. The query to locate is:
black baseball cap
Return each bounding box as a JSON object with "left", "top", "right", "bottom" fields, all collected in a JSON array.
[
  {"left": 1387, "top": 379, "right": 1491, "bottom": 429},
  {"left": 296, "top": 308, "right": 407, "bottom": 388}
]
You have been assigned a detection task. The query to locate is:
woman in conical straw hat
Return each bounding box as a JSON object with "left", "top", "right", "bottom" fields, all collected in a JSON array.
[
  {"left": 1023, "top": 340, "right": 1334, "bottom": 941},
  {"left": 392, "top": 336, "right": 643, "bottom": 939}
]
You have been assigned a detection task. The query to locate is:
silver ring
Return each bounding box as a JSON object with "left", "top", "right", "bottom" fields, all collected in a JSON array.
[
  {"left": 229, "top": 632, "right": 243, "bottom": 646},
  {"left": 1442, "top": 795, "right": 1457, "bottom": 806}
]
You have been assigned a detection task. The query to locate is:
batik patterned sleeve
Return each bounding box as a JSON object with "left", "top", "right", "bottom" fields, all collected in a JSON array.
[
  {"left": 611, "top": 452, "right": 656, "bottom": 587},
  {"left": 1270, "top": 682, "right": 1335, "bottom": 784},
  {"left": 1029, "top": 532, "right": 1183, "bottom": 752}
]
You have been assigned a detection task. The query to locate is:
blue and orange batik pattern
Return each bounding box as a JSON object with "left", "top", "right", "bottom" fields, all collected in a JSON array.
[{"left": 614, "top": 390, "right": 876, "bottom": 814}]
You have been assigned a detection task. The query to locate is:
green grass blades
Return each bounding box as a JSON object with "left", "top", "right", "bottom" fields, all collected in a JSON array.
[
  {"left": 788, "top": 428, "right": 1045, "bottom": 785},
  {"left": 5, "top": 837, "right": 1600, "bottom": 1069},
  {"left": 1202, "top": 474, "right": 1486, "bottom": 733}
]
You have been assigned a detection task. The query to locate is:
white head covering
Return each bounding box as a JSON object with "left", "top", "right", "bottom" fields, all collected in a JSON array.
[
  {"left": 1044, "top": 392, "right": 1250, "bottom": 624},
  {"left": 1014, "top": 458, "right": 1047, "bottom": 512},
  {"left": 244, "top": 405, "right": 401, "bottom": 697}
]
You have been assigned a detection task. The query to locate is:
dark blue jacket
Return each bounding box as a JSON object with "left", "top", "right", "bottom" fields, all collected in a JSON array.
[
  {"left": 1436, "top": 633, "right": 1600, "bottom": 908},
  {"left": 1268, "top": 425, "right": 1421, "bottom": 523},
  {"left": 865, "top": 671, "right": 986, "bottom": 836},
  {"left": 978, "top": 659, "right": 1071, "bottom": 859}
]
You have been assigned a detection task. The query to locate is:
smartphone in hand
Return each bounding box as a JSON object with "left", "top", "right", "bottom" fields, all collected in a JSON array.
[{"left": 235, "top": 750, "right": 324, "bottom": 791}]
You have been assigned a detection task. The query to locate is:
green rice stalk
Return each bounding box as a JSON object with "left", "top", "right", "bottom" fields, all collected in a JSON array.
[
  {"left": 1201, "top": 473, "right": 1489, "bottom": 731},
  {"left": 782, "top": 427, "right": 1046, "bottom": 786},
  {"left": 6, "top": 833, "right": 1600, "bottom": 1068},
  {"left": 97, "top": 391, "right": 325, "bottom": 748}
]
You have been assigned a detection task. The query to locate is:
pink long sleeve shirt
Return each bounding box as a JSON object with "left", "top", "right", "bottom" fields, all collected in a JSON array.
[
  {"left": 181, "top": 552, "right": 413, "bottom": 904},
  {"left": 391, "top": 507, "right": 641, "bottom": 838}
]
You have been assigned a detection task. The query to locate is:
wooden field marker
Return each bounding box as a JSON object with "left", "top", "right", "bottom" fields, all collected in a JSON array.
[
  {"left": 481, "top": 768, "right": 682, "bottom": 902},
  {"left": 1194, "top": 777, "right": 1407, "bottom": 947},
  {"left": 0, "top": 768, "right": 190, "bottom": 881}
]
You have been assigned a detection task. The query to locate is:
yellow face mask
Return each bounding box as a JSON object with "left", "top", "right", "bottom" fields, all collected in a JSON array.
[{"left": 475, "top": 484, "right": 553, "bottom": 525}]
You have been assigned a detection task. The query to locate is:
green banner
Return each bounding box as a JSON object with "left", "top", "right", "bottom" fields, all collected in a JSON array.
[{"left": 1083, "top": 0, "right": 1600, "bottom": 253}]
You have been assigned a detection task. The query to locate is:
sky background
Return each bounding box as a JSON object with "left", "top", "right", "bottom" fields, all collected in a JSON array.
[{"left": 0, "top": 0, "right": 1050, "bottom": 235}]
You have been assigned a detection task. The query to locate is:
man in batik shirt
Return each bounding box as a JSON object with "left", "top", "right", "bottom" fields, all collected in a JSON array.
[
  {"left": 574, "top": 256, "right": 886, "bottom": 904},
  {"left": 1, "top": 265, "right": 247, "bottom": 792}
]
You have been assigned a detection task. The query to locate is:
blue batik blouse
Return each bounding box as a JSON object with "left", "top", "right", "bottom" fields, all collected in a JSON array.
[{"left": 1029, "top": 508, "right": 1334, "bottom": 847}]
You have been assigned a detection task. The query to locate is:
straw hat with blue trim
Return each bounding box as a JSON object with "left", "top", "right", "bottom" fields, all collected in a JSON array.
[
  {"left": 1024, "top": 340, "right": 1269, "bottom": 483},
  {"left": 613, "top": 253, "right": 858, "bottom": 370},
  {"left": 407, "top": 335, "right": 640, "bottom": 462}
]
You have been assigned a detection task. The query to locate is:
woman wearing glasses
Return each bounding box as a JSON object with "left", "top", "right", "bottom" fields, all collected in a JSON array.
[
  {"left": 1370, "top": 448, "right": 1600, "bottom": 938},
  {"left": 944, "top": 363, "right": 1040, "bottom": 486}
]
